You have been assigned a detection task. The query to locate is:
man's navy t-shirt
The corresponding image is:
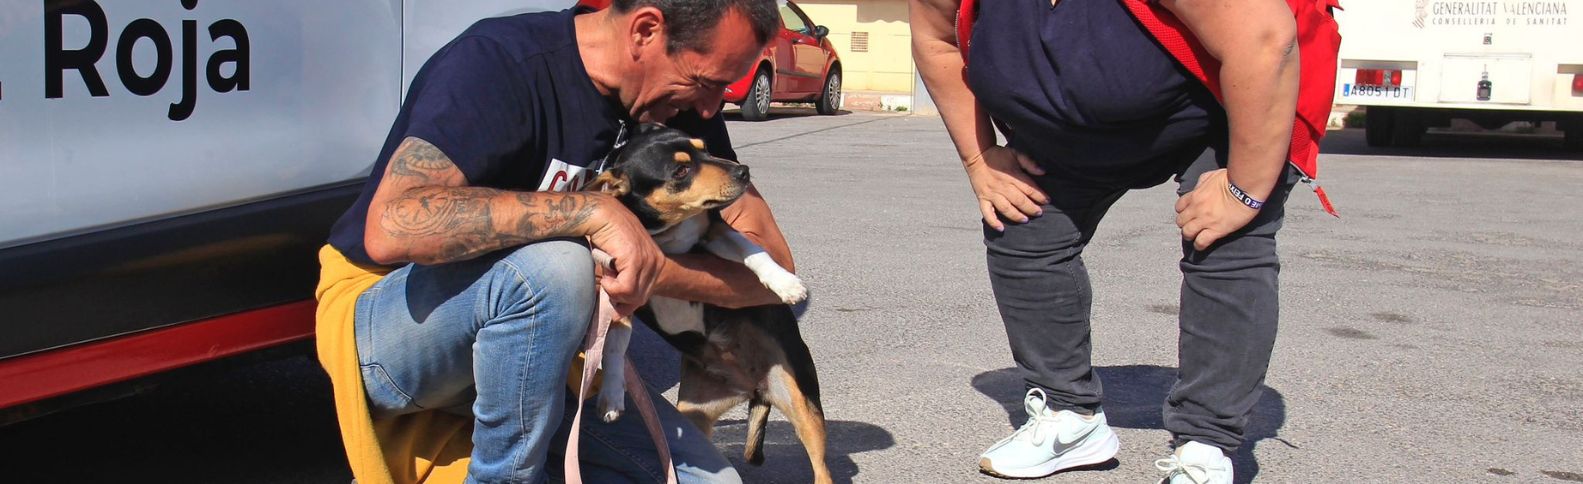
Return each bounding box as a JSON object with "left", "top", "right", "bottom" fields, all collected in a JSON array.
[{"left": 328, "top": 8, "right": 736, "bottom": 266}]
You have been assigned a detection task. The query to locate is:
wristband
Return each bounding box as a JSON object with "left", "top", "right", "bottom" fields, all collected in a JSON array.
[{"left": 1226, "top": 180, "right": 1264, "bottom": 210}]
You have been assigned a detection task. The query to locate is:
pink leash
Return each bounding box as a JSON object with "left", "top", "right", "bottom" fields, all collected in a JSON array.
[{"left": 566, "top": 250, "right": 677, "bottom": 484}]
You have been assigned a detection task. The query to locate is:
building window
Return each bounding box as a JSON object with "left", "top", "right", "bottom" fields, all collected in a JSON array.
[{"left": 851, "top": 31, "right": 869, "bottom": 53}]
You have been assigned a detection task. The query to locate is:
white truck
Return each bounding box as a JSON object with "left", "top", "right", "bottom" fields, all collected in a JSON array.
[
  {"left": 1332, "top": 0, "right": 1583, "bottom": 148},
  {"left": 0, "top": 0, "right": 573, "bottom": 422}
]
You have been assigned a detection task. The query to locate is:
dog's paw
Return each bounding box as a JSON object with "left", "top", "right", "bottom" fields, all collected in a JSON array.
[
  {"left": 601, "top": 408, "right": 623, "bottom": 423},
  {"left": 761, "top": 271, "right": 808, "bottom": 305},
  {"left": 597, "top": 379, "right": 626, "bottom": 423},
  {"left": 599, "top": 393, "right": 625, "bottom": 423}
]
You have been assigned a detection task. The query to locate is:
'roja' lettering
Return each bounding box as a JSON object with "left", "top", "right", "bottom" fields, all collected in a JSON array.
[{"left": 44, "top": 0, "right": 251, "bottom": 121}]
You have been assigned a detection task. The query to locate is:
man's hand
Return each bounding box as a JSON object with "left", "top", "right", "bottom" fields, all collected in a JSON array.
[
  {"left": 1175, "top": 169, "right": 1260, "bottom": 251},
  {"left": 586, "top": 198, "right": 665, "bottom": 316},
  {"left": 964, "top": 146, "right": 1049, "bottom": 231}
]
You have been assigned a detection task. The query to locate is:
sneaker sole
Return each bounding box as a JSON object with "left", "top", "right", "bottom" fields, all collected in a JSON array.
[{"left": 978, "top": 432, "right": 1120, "bottom": 479}]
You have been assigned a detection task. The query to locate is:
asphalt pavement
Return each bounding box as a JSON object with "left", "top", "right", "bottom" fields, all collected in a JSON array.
[{"left": 3, "top": 108, "right": 1581, "bottom": 483}]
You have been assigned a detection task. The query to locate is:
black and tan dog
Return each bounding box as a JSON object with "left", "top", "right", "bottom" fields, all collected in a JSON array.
[{"left": 577, "top": 124, "right": 830, "bottom": 483}]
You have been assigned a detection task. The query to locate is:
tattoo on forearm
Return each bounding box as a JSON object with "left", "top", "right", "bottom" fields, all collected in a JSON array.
[
  {"left": 376, "top": 140, "right": 602, "bottom": 262},
  {"left": 513, "top": 192, "right": 598, "bottom": 241},
  {"left": 381, "top": 186, "right": 500, "bottom": 261},
  {"left": 382, "top": 188, "right": 496, "bottom": 237}
]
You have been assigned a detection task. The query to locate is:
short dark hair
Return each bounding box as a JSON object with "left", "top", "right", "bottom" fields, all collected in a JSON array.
[{"left": 611, "top": 0, "right": 780, "bottom": 54}]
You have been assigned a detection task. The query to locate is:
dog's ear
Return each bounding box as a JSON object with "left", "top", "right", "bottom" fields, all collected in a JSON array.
[{"left": 586, "top": 170, "right": 630, "bottom": 196}]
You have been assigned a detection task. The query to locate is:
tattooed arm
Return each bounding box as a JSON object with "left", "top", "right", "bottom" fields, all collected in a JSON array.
[
  {"left": 364, "top": 137, "right": 664, "bottom": 314},
  {"left": 364, "top": 137, "right": 594, "bottom": 265}
]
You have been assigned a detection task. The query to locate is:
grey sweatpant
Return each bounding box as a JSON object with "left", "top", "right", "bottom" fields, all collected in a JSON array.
[{"left": 984, "top": 147, "right": 1299, "bottom": 453}]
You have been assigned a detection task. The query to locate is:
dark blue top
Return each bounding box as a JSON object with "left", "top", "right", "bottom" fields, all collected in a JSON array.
[
  {"left": 966, "top": 0, "right": 1225, "bottom": 187},
  {"left": 329, "top": 9, "right": 734, "bottom": 265}
]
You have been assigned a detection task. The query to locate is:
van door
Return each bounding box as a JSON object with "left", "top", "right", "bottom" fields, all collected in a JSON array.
[{"left": 0, "top": 0, "right": 403, "bottom": 249}]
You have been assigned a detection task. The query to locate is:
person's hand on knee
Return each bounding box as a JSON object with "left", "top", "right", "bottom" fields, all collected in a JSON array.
[
  {"left": 964, "top": 146, "right": 1050, "bottom": 231},
  {"left": 1175, "top": 169, "right": 1261, "bottom": 251}
]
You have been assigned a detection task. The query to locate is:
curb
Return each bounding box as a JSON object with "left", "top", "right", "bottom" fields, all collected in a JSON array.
[{"left": 841, "top": 91, "right": 913, "bottom": 113}]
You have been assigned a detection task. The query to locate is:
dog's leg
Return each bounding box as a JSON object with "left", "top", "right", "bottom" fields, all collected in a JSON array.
[
  {"left": 597, "top": 318, "right": 633, "bottom": 423},
  {"left": 704, "top": 225, "right": 807, "bottom": 304},
  {"left": 766, "top": 364, "right": 832, "bottom": 484},
  {"left": 675, "top": 358, "right": 748, "bottom": 439},
  {"left": 743, "top": 396, "right": 773, "bottom": 466}
]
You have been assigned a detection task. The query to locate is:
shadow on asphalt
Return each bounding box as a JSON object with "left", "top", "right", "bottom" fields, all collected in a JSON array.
[
  {"left": 1321, "top": 128, "right": 1582, "bottom": 161},
  {"left": 972, "top": 366, "right": 1289, "bottom": 484},
  {"left": 713, "top": 418, "right": 894, "bottom": 484},
  {"left": 628, "top": 310, "right": 894, "bottom": 484}
]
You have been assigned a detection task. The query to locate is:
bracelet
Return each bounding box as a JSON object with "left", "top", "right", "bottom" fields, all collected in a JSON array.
[{"left": 1226, "top": 180, "right": 1265, "bottom": 210}]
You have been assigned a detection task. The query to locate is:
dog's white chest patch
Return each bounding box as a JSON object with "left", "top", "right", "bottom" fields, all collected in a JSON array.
[
  {"left": 647, "top": 296, "right": 705, "bottom": 334},
  {"left": 651, "top": 216, "right": 709, "bottom": 254}
]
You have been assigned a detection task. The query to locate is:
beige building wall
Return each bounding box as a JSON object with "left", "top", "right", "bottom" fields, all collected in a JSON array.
[{"left": 795, "top": 0, "right": 915, "bottom": 94}]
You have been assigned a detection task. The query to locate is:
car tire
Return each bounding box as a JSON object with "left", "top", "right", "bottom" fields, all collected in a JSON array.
[
  {"left": 1564, "top": 125, "right": 1583, "bottom": 152},
  {"left": 1390, "top": 108, "right": 1425, "bottom": 147},
  {"left": 817, "top": 68, "right": 842, "bottom": 115},
  {"left": 742, "top": 70, "right": 772, "bottom": 122},
  {"left": 1365, "top": 107, "right": 1394, "bottom": 147}
]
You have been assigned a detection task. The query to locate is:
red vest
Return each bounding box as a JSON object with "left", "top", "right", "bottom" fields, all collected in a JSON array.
[{"left": 958, "top": 0, "right": 1342, "bottom": 216}]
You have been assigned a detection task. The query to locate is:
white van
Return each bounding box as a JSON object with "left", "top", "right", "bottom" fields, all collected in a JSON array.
[
  {"left": 0, "top": 0, "right": 573, "bottom": 421},
  {"left": 1332, "top": 0, "right": 1583, "bottom": 148}
]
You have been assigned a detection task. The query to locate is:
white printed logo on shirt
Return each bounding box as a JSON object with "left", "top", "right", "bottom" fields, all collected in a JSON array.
[{"left": 537, "top": 158, "right": 596, "bottom": 192}]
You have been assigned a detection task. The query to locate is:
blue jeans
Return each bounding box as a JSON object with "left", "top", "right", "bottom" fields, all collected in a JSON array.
[{"left": 353, "top": 239, "right": 740, "bottom": 483}]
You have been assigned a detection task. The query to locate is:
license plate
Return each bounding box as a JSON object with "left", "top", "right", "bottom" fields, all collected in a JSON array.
[{"left": 1342, "top": 83, "right": 1415, "bottom": 100}]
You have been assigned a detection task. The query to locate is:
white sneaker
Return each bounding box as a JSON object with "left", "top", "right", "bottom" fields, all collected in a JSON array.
[
  {"left": 978, "top": 388, "right": 1120, "bottom": 478},
  {"left": 1155, "top": 441, "right": 1233, "bottom": 484}
]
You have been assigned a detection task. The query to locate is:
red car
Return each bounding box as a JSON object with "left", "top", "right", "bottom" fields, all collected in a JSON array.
[{"left": 723, "top": 0, "right": 842, "bottom": 121}]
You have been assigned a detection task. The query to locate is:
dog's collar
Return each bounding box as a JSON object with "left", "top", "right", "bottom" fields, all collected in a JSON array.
[{"left": 592, "top": 120, "right": 635, "bottom": 175}]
